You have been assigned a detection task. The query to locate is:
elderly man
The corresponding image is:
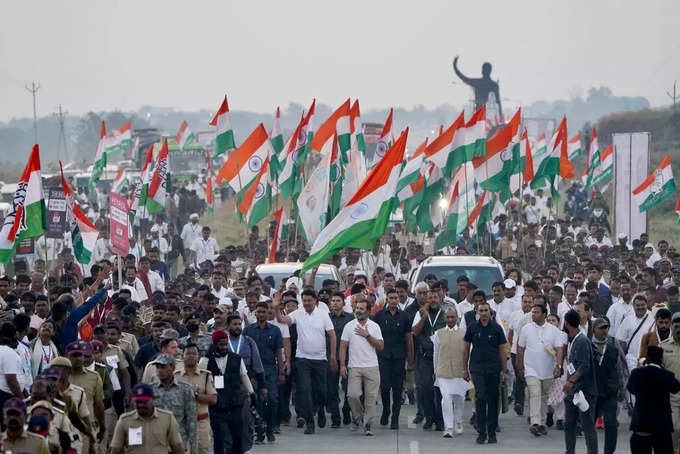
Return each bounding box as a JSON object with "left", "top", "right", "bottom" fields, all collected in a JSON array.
[{"left": 152, "top": 354, "right": 198, "bottom": 454}]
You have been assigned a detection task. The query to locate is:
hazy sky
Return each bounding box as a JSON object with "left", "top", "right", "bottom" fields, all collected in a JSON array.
[{"left": 1, "top": 0, "right": 679, "bottom": 121}]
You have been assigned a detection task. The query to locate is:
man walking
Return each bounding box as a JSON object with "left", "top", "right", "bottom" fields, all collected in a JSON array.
[
  {"left": 463, "top": 301, "right": 507, "bottom": 444},
  {"left": 373, "top": 288, "right": 413, "bottom": 429},
  {"left": 517, "top": 299, "right": 564, "bottom": 436},
  {"left": 325, "top": 291, "right": 354, "bottom": 428},
  {"left": 340, "top": 299, "right": 384, "bottom": 435}
]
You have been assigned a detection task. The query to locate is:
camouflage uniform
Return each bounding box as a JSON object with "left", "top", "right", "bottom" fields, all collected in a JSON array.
[
  {"left": 179, "top": 333, "right": 213, "bottom": 358},
  {"left": 152, "top": 379, "right": 198, "bottom": 454}
]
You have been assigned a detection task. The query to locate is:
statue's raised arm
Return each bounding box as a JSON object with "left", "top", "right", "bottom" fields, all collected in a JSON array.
[{"left": 452, "top": 56, "right": 475, "bottom": 87}]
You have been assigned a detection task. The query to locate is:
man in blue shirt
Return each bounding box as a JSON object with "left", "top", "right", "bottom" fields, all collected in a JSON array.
[{"left": 244, "top": 302, "right": 285, "bottom": 442}]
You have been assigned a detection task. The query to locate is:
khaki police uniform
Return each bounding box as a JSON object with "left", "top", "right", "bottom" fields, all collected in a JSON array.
[
  {"left": 1, "top": 430, "right": 49, "bottom": 453},
  {"left": 175, "top": 367, "right": 217, "bottom": 454},
  {"left": 119, "top": 331, "right": 140, "bottom": 358},
  {"left": 661, "top": 337, "right": 680, "bottom": 451},
  {"left": 110, "top": 408, "right": 183, "bottom": 454},
  {"left": 51, "top": 395, "right": 83, "bottom": 452},
  {"left": 71, "top": 369, "right": 104, "bottom": 454}
]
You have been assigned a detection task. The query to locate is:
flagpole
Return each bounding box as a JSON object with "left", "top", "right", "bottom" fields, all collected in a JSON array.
[{"left": 117, "top": 254, "right": 123, "bottom": 292}]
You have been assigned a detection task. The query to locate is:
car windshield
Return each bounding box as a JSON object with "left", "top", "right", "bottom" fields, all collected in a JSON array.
[
  {"left": 415, "top": 265, "right": 503, "bottom": 296},
  {"left": 257, "top": 270, "right": 334, "bottom": 291}
]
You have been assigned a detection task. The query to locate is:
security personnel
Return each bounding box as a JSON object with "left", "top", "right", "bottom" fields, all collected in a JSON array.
[
  {"left": 87, "top": 340, "right": 114, "bottom": 410},
  {"left": 111, "top": 383, "right": 185, "bottom": 454},
  {"left": 28, "top": 399, "right": 68, "bottom": 454},
  {"left": 66, "top": 340, "right": 105, "bottom": 452},
  {"left": 243, "top": 301, "right": 285, "bottom": 441},
  {"left": 152, "top": 353, "right": 198, "bottom": 454},
  {"left": 2, "top": 397, "right": 49, "bottom": 453},
  {"left": 175, "top": 343, "right": 217, "bottom": 454},
  {"left": 324, "top": 291, "right": 354, "bottom": 428},
  {"left": 373, "top": 287, "right": 414, "bottom": 429},
  {"left": 27, "top": 379, "right": 76, "bottom": 452}
]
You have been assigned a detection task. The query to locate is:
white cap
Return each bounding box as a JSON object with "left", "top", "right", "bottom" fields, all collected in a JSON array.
[
  {"left": 190, "top": 213, "right": 199, "bottom": 220},
  {"left": 150, "top": 225, "right": 159, "bottom": 233},
  {"left": 503, "top": 278, "right": 516, "bottom": 289},
  {"left": 353, "top": 269, "right": 368, "bottom": 278},
  {"left": 617, "top": 233, "right": 627, "bottom": 240}
]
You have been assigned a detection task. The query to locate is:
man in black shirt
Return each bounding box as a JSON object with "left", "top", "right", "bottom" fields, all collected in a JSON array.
[
  {"left": 324, "top": 291, "right": 354, "bottom": 427},
  {"left": 373, "top": 288, "right": 414, "bottom": 429},
  {"left": 463, "top": 301, "right": 507, "bottom": 444}
]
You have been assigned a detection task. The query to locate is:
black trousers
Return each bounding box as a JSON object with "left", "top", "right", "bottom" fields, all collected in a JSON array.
[
  {"left": 210, "top": 407, "right": 244, "bottom": 454},
  {"left": 416, "top": 354, "right": 443, "bottom": 425},
  {"left": 260, "top": 365, "right": 279, "bottom": 434},
  {"left": 325, "top": 365, "right": 350, "bottom": 423},
  {"left": 296, "top": 358, "right": 328, "bottom": 424},
  {"left": 630, "top": 432, "right": 673, "bottom": 454},
  {"left": 511, "top": 353, "right": 525, "bottom": 410},
  {"left": 595, "top": 394, "right": 618, "bottom": 454},
  {"left": 564, "top": 392, "right": 598, "bottom": 454},
  {"left": 278, "top": 361, "right": 300, "bottom": 423},
  {"left": 379, "top": 357, "right": 406, "bottom": 421},
  {"left": 471, "top": 372, "right": 500, "bottom": 436}
]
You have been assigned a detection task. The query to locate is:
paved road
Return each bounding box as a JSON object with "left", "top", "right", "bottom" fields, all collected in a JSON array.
[{"left": 255, "top": 404, "right": 633, "bottom": 454}]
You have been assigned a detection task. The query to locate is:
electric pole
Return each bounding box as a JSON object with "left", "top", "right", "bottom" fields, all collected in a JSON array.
[
  {"left": 666, "top": 81, "right": 678, "bottom": 108},
  {"left": 54, "top": 104, "right": 69, "bottom": 162},
  {"left": 25, "top": 81, "right": 40, "bottom": 144}
]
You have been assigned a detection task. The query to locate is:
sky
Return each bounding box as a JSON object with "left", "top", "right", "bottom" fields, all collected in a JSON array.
[{"left": 1, "top": 0, "right": 679, "bottom": 121}]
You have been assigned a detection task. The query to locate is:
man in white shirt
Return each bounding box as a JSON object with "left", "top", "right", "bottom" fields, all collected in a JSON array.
[
  {"left": 139, "top": 257, "right": 164, "bottom": 294},
  {"left": 340, "top": 299, "right": 384, "bottom": 436},
  {"left": 190, "top": 226, "right": 219, "bottom": 268},
  {"left": 517, "top": 298, "right": 564, "bottom": 436},
  {"left": 181, "top": 214, "right": 203, "bottom": 259},
  {"left": 128, "top": 236, "right": 145, "bottom": 265},
  {"left": 489, "top": 280, "right": 520, "bottom": 329},
  {"left": 211, "top": 271, "right": 232, "bottom": 306},
  {"left": 274, "top": 289, "right": 337, "bottom": 434},
  {"left": 148, "top": 226, "right": 169, "bottom": 261},
  {"left": 616, "top": 294, "right": 654, "bottom": 372},
  {"left": 0, "top": 323, "right": 22, "bottom": 400},
  {"left": 508, "top": 293, "right": 533, "bottom": 415},
  {"left": 122, "top": 265, "right": 148, "bottom": 302},
  {"left": 92, "top": 230, "right": 112, "bottom": 263},
  {"left": 557, "top": 281, "right": 579, "bottom": 327},
  {"left": 606, "top": 277, "right": 634, "bottom": 336}
]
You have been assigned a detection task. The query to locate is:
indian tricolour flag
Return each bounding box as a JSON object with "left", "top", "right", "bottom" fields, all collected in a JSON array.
[
  {"left": 300, "top": 128, "right": 409, "bottom": 274},
  {"left": 589, "top": 144, "right": 613, "bottom": 188},
  {"left": 447, "top": 105, "right": 487, "bottom": 175},
  {"left": 425, "top": 111, "right": 464, "bottom": 174},
  {"left": 473, "top": 108, "right": 521, "bottom": 202},
  {"left": 0, "top": 145, "right": 46, "bottom": 263},
  {"left": 270, "top": 107, "right": 284, "bottom": 155},
  {"left": 237, "top": 157, "right": 271, "bottom": 227},
  {"left": 90, "top": 121, "right": 107, "bottom": 188},
  {"left": 328, "top": 133, "right": 344, "bottom": 221},
  {"left": 567, "top": 133, "right": 582, "bottom": 160},
  {"left": 350, "top": 100, "right": 366, "bottom": 155},
  {"left": 268, "top": 208, "right": 289, "bottom": 263},
  {"left": 633, "top": 154, "right": 676, "bottom": 212},
  {"left": 130, "top": 144, "right": 154, "bottom": 220},
  {"left": 369, "top": 108, "right": 393, "bottom": 168},
  {"left": 397, "top": 137, "right": 428, "bottom": 202},
  {"left": 530, "top": 116, "right": 575, "bottom": 198},
  {"left": 112, "top": 167, "right": 129, "bottom": 194},
  {"left": 216, "top": 123, "right": 273, "bottom": 205},
  {"left": 532, "top": 133, "right": 547, "bottom": 161},
  {"left": 467, "top": 189, "right": 495, "bottom": 235},
  {"left": 310, "top": 99, "right": 351, "bottom": 159},
  {"left": 145, "top": 139, "right": 169, "bottom": 214},
  {"left": 278, "top": 100, "right": 315, "bottom": 199},
  {"left": 107, "top": 122, "right": 132, "bottom": 155},
  {"left": 675, "top": 194, "right": 680, "bottom": 224},
  {"left": 210, "top": 95, "right": 236, "bottom": 157},
  {"left": 59, "top": 161, "right": 98, "bottom": 265},
  {"left": 583, "top": 127, "right": 599, "bottom": 180},
  {"left": 176, "top": 120, "right": 194, "bottom": 151},
  {"left": 435, "top": 162, "right": 476, "bottom": 250}
]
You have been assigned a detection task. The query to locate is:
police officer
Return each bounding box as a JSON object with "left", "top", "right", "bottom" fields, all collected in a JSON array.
[
  {"left": 152, "top": 353, "right": 198, "bottom": 454},
  {"left": 66, "top": 340, "right": 105, "bottom": 453},
  {"left": 175, "top": 343, "right": 217, "bottom": 454},
  {"left": 111, "top": 383, "right": 185, "bottom": 454},
  {"left": 244, "top": 301, "right": 285, "bottom": 442},
  {"left": 1, "top": 397, "right": 49, "bottom": 453}
]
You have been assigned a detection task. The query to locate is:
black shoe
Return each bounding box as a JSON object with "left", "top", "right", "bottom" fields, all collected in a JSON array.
[
  {"left": 487, "top": 433, "right": 497, "bottom": 444},
  {"left": 435, "top": 423, "right": 444, "bottom": 431},
  {"left": 317, "top": 411, "right": 326, "bottom": 428},
  {"left": 413, "top": 415, "right": 424, "bottom": 424},
  {"left": 423, "top": 420, "right": 433, "bottom": 430},
  {"left": 390, "top": 421, "right": 399, "bottom": 430},
  {"left": 273, "top": 426, "right": 281, "bottom": 434},
  {"left": 514, "top": 404, "right": 524, "bottom": 416},
  {"left": 408, "top": 392, "right": 415, "bottom": 405},
  {"left": 546, "top": 413, "right": 554, "bottom": 427},
  {"left": 304, "top": 423, "right": 315, "bottom": 434},
  {"left": 380, "top": 411, "right": 389, "bottom": 426},
  {"left": 266, "top": 432, "right": 276, "bottom": 443},
  {"left": 538, "top": 425, "right": 548, "bottom": 435},
  {"left": 331, "top": 420, "right": 341, "bottom": 429},
  {"left": 343, "top": 412, "right": 352, "bottom": 426},
  {"left": 476, "top": 433, "right": 487, "bottom": 444},
  {"left": 296, "top": 417, "right": 306, "bottom": 428},
  {"left": 556, "top": 420, "right": 564, "bottom": 431},
  {"left": 255, "top": 434, "right": 265, "bottom": 444},
  {"left": 469, "top": 412, "right": 476, "bottom": 425}
]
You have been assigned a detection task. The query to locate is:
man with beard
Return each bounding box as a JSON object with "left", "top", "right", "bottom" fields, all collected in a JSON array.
[
  {"left": 206, "top": 330, "right": 255, "bottom": 454},
  {"left": 340, "top": 299, "right": 384, "bottom": 436},
  {"left": 1, "top": 397, "right": 48, "bottom": 452},
  {"left": 639, "top": 308, "right": 672, "bottom": 361},
  {"left": 111, "top": 383, "right": 185, "bottom": 454},
  {"left": 179, "top": 314, "right": 212, "bottom": 358}
]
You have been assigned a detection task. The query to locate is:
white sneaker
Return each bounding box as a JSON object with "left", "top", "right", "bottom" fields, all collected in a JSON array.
[
  {"left": 443, "top": 429, "right": 453, "bottom": 438},
  {"left": 455, "top": 422, "right": 463, "bottom": 434}
]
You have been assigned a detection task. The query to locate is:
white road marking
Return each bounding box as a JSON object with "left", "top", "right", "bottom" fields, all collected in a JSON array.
[{"left": 409, "top": 440, "right": 420, "bottom": 454}]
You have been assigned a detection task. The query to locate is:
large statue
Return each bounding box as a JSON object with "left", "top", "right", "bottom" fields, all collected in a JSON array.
[{"left": 453, "top": 56, "right": 502, "bottom": 118}]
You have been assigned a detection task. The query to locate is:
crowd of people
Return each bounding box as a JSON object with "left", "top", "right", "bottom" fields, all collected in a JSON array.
[{"left": 0, "top": 178, "right": 679, "bottom": 454}]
